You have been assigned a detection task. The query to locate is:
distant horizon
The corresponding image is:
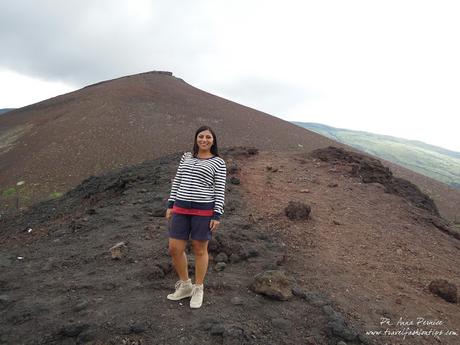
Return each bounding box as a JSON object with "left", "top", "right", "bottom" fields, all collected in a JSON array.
[
  {"left": 291, "top": 120, "right": 460, "bottom": 154},
  {"left": 1, "top": 87, "right": 459, "bottom": 154}
]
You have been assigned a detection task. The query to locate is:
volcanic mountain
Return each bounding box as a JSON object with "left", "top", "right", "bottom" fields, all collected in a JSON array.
[{"left": 0, "top": 71, "right": 459, "bottom": 222}]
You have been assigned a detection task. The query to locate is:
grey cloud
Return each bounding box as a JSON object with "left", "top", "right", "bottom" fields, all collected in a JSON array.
[
  {"left": 0, "top": 0, "right": 217, "bottom": 86},
  {"left": 211, "top": 78, "right": 313, "bottom": 115}
]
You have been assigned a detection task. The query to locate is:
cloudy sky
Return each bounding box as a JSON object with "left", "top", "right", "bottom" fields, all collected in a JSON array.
[{"left": 1, "top": 0, "right": 459, "bottom": 151}]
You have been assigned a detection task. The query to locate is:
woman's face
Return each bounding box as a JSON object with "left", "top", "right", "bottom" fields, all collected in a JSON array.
[{"left": 196, "top": 130, "right": 214, "bottom": 151}]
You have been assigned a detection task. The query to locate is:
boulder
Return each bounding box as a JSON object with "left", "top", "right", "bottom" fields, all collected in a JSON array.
[
  {"left": 250, "top": 270, "right": 293, "bottom": 301},
  {"left": 284, "top": 201, "right": 311, "bottom": 220},
  {"left": 429, "top": 279, "right": 457, "bottom": 303}
]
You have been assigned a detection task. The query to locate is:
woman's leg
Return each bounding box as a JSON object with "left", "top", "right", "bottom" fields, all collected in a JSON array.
[
  {"left": 191, "top": 240, "right": 209, "bottom": 285},
  {"left": 168, "top": 238, "right": 189, "bottom": 281}
]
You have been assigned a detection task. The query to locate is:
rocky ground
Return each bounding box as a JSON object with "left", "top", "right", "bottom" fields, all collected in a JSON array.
[{"left": 0, "top": 146, "right": 459, "bottom": 345}]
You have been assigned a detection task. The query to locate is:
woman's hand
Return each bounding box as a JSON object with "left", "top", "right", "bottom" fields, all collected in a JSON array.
[
  {"left": 166, "top": 208, "right": 173, "bottom": 220},
  {"left": 210, "top": 219, "right": 220, "bottom": 232}
]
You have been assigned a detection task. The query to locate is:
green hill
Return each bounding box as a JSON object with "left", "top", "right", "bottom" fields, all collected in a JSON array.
[{"left": 292, "top": 121, "right": 460, "bottom": 190}]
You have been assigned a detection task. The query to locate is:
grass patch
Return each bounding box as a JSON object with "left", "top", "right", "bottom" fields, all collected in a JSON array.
[
  {"left": 49, "top": 191, "right": 63, "bottom": 199},
  {"left": 2, "top": 187, "right": 17, "bottom": 197}
]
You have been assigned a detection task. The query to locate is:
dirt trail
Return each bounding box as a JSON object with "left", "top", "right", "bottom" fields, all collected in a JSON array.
[{"left": 237, "top": 149, "right": 460, "bottom": 345}]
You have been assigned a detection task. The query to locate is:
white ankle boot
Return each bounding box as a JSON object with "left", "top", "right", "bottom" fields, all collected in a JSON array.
[
  {"left": 190, "top": 284, "right": 204, "bottom": 308},
  {"left": 167, "top": 279, "right": 193, "bottom": 300}
]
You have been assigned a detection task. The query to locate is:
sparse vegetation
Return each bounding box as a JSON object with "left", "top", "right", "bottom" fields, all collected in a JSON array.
[
  {"left": 294, "top": 121, "right": 460, "bottom": 189},
  {"left": 1, "top": 183, "right": 34, "bottom": 212},
  {"left": 2, "top": 186, "right": 17, "bottom": 197},
  {"left": 49, "top": 191, "right": 63, "bottom": 199}
]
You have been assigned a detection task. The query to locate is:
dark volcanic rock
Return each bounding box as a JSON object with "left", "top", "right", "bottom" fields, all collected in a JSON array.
[
  {"left": 215, "top": 252, "right": 229, "bottom": 263},
  {"left": 250, "top": 270, "right": 293, "bottom": 300},
  {"left": 229, "top": 176, "right": 240, "bottom": 185},
  {"left": 385, "top": 177, "right": 439, "bottom": 216},
  {"left": 284, "top": 201, "right": 311, "bottom": 220},
  {"left": 311, "top": 146, "right": 440, "bottom": 217},
  {"left": 224, "top": 146, "right": 259, "bottom": 158},
  {"left": 428, "top": 279, "right": 458, "bottom": 303},
  {"left": 423, "top": 215, "right": 460, "bottom": 239},
  {"left": 214, "top": 262, "right": 226, "bottom": 271},
  {"left": 59, "top": 322, "right": 90, "bottom": 337},
  {"left": 227, "top": 162, "right": 240, "bottom": 174}
]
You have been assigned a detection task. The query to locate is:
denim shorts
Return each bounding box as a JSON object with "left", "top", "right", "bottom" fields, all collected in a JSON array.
[{"left": 168, "top": 213, "right": 213, "bottom": 241}]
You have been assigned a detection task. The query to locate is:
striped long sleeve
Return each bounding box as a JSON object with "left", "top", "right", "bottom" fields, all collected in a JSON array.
[
  {"left": 213, "top": 159, "right": 227, "bottom": 219},
  {"left": 166, "top": 152, "right": 227, "bottom": 221},
  {"left": 167, "top": 152, "right": 187, "bottom": 208}
]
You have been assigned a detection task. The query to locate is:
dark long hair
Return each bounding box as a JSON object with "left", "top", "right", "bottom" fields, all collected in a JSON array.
[{"left": 192, "top": 126, "right": 220, "bottom": 158}]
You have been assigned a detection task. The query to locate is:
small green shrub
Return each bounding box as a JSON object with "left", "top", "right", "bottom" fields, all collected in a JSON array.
[
  {"left": 2, "top": 187, "right": 17, "bottom": 197},
  {"left": 49, "top": 192, "right": 63, "bottom": 199}
]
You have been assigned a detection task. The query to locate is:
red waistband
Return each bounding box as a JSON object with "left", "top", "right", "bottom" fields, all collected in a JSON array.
[{"left": 172, "top": 205, "right": 214, "bottom": 216}]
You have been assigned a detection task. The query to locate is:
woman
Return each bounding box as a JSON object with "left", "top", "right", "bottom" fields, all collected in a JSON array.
[{"left": 165, "top": 125, "right": 227, "bottom": 308}]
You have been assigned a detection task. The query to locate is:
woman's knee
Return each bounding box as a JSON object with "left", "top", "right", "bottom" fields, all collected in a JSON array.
[
  {"left": 192, "top": 241, "right": 208, "bottom": 256},
  {"left": 168, "top": 240, "right": 186, "bottom": 256}
]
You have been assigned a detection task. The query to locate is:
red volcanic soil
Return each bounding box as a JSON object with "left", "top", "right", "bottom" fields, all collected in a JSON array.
[{"left": 240, "top": 148, "right": 460, "bottom": 345}]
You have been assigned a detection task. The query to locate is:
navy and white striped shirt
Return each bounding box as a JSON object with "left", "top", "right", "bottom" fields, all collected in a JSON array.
[{"left": 167, "top": 152, "right": 227, "bottom": 220}]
